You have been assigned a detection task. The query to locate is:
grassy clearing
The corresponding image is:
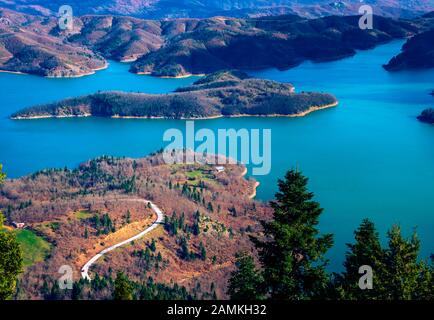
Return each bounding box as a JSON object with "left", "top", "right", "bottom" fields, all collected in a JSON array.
[
  {"left": 169, "top": 164, "right": 218, "bottom": 186},
  {"left": 185, "top": 170, "right": 205, "bottom": 179},
  {"left": 14, "top": 229, "right": 51, "bottom": 268},
  {"left": 74, "top": 210, "right": 93, "bottom": 220}
]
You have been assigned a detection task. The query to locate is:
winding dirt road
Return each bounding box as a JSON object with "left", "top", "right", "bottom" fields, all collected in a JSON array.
[{"left": 81, "top": 199, "right": 164, "bottom": 281}]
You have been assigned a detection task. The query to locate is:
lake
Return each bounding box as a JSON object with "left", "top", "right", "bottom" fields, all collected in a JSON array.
[{"left": 1, "top": 40, "right": 433, "bottom": 270}]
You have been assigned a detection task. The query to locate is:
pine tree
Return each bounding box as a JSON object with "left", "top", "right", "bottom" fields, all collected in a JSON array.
[
  {"left": 179, "top": 212, "right": 185, "bottom": 230},
  {"left": 199, "top": 241, "right": 206, "bottom": 261},
  {"left": 114, "top": 272, "right": 133, "bottom": 300},
  {"left": 126, "top": 210, "right": 131, "bottom": 224},
  {"left": 251, "top": 169, "right": 333, "bottom": 299},
  {"left": 383, "top": 226, "right": 421, "bottom": 300},
  {"left": 335, "top": 221, "right": 434, "bottom": 300},
  {"left": 228, "top": 252, "right": 264, "bottom": 300},
  {"left": 71, "top": 281, "right": 83, "bottom": 300},
  {"left": 414, "top": 259, "right": 434, "bottom": 300},
  {"left": 207, "top": 202, "right": 214, "bottom": 212},
  {"left": 150, "top": 239, "right": 157, "bottom": 252},
  {"left": 333, "top": 219, "right": 388, "bottom": 299},
  {"left": 0, "top": 165, "right": 5, "bottom": 182},
  {"left": 48, "top": 281, "right": 62, "bottom": 300}
]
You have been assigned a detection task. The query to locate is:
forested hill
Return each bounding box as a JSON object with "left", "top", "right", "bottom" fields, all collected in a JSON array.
[
  {"left": 129, "top": 14, "right": 421, "bottom": 77},
  {"left": 384, "top": 29, "right": 434, "bottom": 71},
  {"left": 11, "top": 70, "right": 337, "bottom": 119},
  {"left": 0, "top": 151, "right": 270, "bottom": 299},
  {"left": 0, "top": 8, "right": 429, "bottom": 77}
]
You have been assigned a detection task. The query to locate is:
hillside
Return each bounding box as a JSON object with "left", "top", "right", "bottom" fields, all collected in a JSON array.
[
  {"left": 129, "top": 14, "right": 419, "bottom": 77},
  {"left": 0, "top": 9, "right": 106, "bottom": 77},
  {"left": 0, "top": 8, "right": 428, "bottom": 77},
  {"left": 11, "top": 70, "right": 338, "bottom": 119},
  {"left": 384, "top": 28, "right": 434, "bottom": 71},
  {"left": 0, "top": 151, "right": 271, "bottom": 299}
]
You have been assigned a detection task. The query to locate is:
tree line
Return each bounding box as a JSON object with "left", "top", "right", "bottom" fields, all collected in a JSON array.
[{"left": 228, "top": 169, "right": 434, "bottom": 300}]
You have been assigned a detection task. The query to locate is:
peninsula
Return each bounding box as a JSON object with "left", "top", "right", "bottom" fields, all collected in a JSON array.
[
  {"left": 0, "top": 151, "right": 269, "bottom": 299},
  {"left": 384, "top": 28, "right": 434, "bottom": 71},
  {"left": 11, "top": 70, "right": 338, "bottom": 119}
]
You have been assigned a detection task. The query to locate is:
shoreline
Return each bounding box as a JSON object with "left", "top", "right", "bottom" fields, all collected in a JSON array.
[
  {"left": 239, "top": 166, "right": 259, "bottom": 200},
  {"left": 249, "top": 181, "right": 260, "bottom": 199},
  {"left": 136, "top": 71, "right": 206, "bottom": 78},
  {"left": 0, "top": 63, "right": 109, "bottom": 79},
  {"left": 0, "top": 69, "right": 27, "bottom": 75},
  {"left": 120, "top": 57, "right": 139, "bottom": 63},
  {"left": 221, "top": 101, "right": 339, "bottom": 119},
  {"left": 12, "top": 101, "right": 338, "bottom": 120},
  {"left": 12, "top": 114, "right": 92, "bottom": 120},
  {"left": 240, "top": 167, "right": 248, "bottom": 178}
]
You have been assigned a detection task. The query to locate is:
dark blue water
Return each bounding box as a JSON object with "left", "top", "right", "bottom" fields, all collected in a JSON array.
[{"left": 1, "top": 40, "right": 433, "bottom": 270}]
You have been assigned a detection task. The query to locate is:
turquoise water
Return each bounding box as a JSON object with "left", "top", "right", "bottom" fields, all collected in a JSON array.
[{"left": 1, "top": 40, "right": 433, "bottom": 270}]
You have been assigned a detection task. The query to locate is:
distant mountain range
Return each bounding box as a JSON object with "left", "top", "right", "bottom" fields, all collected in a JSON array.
[{"left": 0, "top": 0, "right": 432, "bottom": 19}]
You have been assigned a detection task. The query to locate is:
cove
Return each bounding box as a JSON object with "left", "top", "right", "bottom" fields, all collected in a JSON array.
[{"left": 0, "top": 40, "right": 433, "bottom": 270}]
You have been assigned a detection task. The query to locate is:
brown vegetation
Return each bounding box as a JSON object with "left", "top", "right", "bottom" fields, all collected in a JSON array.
[{"left": 0, "top": 152, "right": 271, "bottom": 299}]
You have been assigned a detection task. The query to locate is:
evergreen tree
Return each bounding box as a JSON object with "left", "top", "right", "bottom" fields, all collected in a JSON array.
[
  {"left": 0, "top": 166, "right": 23, "bottom": 300},
  {"left": 157, "top": 252, "right": 163, "bottom": 262},
  {"left": 179, "top": 212, "right": 185, "bottom": 230},
  {"left": 192, "top": 222, "right": 200, "bottom": 236},
  {"left": 114, "top": 272, "right": 133, "bottom": 300},
  {"left": 333, "top": 219, "right": 388, "bottom": 299},
  {"left": 0, "top": 165, "right": 5, "bottom": 183},
  {"left": 251, "top": 169, "right": 333, "bottom": 299},
  {"left": 207, "top": 202, "right": 214, "bottom": 212},
  {"left": 71, "top": 281, "right": 83, "bottom": 300},
  {"left": 228, "top": 252, "right": 264, "bottom": 300},
  {"left": 178, "top": 237, "right": 193, "bottom": 261},
  {"left": 383, "top": 226, "right": 421, "bottom": 300},
  {"left": 41, "top": 279, "right": 50, "bottom": 299},
  {"left": 199, "top": 241, "right": 206, "bottom": 261},
  {"left": 126, "top": 210, "right": 131, "bottom": 224},
  {"left": 414, "top": 259, "right": 434, "bottom": 300},
  {"left": 93, "top": 214, "right": 101, "bottom": 231},
  {"left": 48, "top": 281, "right": 62, "bottom": 300},
  {"left": 150, "top": 239, "right": 157, "bottom": 252},
  {"left": 335, "top": 222, "right": 434, "bottom": 300}
]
